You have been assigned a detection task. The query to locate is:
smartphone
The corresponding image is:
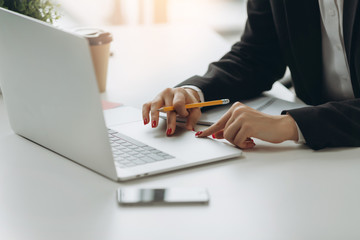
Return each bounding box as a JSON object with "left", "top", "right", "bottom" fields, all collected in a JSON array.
[{"left": 117, "top": 188, "right": 210, "bottom": 205}]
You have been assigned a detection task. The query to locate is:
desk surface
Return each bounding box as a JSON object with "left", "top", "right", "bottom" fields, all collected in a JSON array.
[{"left": 1, "top": 25, "right": 360, "bottom": 240}]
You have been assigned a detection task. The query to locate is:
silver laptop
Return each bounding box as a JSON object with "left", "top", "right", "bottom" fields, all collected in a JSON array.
[{"left": 0, "top": 8, "right": 242, "bottom": 181}]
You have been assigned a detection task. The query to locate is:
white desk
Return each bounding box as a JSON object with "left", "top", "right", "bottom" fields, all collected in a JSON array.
[{"left": 1, "top": 25, "right": 360, "bottom": 240}]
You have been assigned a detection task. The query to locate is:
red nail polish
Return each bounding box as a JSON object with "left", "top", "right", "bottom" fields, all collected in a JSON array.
[
  {"left": 195, "top": 131, "right": 203, "bottom": 137},
  {"left": 212, "top": 134, "right": 216, "bottom": 139},
  {"left": 144, "top": 118, "right": 148, "bottom": 125},
  {"left": 152, "top": 120, "right": 156, "bottom": 128},
  {"left": 192, "top": 128, "right": 195, "bottom": 131},
  {"left": 166, "top": 128, "right": 172, "bottom": 135}
]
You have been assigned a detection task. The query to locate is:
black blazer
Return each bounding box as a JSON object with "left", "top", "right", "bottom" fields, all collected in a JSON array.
[{"left": 177, "top": 0, "right": 360, "bottom": 150}]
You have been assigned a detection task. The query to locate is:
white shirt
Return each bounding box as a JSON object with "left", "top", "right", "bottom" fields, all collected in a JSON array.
[
  {"left": 319, "top": 0, "right": 354, "bottom": 100},
  {"left": 184, "top": 0, "right": 354, "bottom": 143}
]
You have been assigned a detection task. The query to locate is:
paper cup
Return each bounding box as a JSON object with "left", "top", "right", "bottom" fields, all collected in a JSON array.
[{"left": 74, "top": 28, "right": 113, "bottom": 93}]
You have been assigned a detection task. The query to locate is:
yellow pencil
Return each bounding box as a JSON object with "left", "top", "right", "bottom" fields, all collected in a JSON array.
[{"left": 157, "top": 99, "right": 230, "bottom": 112}]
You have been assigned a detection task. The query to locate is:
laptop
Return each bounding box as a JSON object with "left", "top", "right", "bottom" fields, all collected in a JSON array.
[{"left": 0, "top": 8, "right": 242, "bottom": 181}]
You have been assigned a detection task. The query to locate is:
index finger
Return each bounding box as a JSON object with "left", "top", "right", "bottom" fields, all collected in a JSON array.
[{"left": 195, "top": 110, "right": 232, "bottom": 138}]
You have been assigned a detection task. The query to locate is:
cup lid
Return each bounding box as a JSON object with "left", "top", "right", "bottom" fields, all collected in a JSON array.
[{"left": 73, "top": 28, "right": 113, "bottom": 45}]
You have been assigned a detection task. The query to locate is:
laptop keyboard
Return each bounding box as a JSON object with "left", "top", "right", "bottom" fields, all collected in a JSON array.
[{"left": 108, "top": 129, "right": 174, "bottom": 168}]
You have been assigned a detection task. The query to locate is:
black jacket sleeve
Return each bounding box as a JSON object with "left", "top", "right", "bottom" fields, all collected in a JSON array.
[
  {"left": 284, "top": 100, "right": 360, "bottom": 150},
  {"left": 176, "top": 0, "right": 286, "bottom": 102}
]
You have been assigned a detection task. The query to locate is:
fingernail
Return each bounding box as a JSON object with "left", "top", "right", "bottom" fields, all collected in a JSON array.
[
  {"left": 244, "top": 142, "right": 256, "bottom": 149},
  {"left": 195, "top": 131, "right": 203, "bottom": 137},
  {"left": 144, "top": 118, "right": 148, "bottom": 125},
  {"left": 166, "top": 128, "right": 172, "bottom": 136},
  {"left": 192, "top": 128, "right": 195, "bottom": 131},
  {"left": 212, "top": 134, "right": 216, "bottom": 139},
  {"left": 152, "top": 120, "right": 156, "bottom": 128}
]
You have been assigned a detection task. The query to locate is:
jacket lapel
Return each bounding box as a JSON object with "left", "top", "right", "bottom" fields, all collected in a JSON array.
[
  {"left": 343, "top": 0, "right": 360, "bottom": 97},
  {"left": 283, "top": 0, "right": 324, "bottom": 105}
]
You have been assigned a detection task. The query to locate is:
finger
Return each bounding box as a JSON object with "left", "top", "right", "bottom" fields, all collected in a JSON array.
[
  {"left": 212, "top": 130, "right": 224, "bottom": 139},
  {"left": 222, "top": 116, "right": 243, "bottom": 144},
  {"left": 185, "top": 108, "right": 201, "bottom": 131},
  {"left": 163, "top": 93, "right": 176, "bottom": 135},
  {"left": 196, "top": 110, "right": 233, "bottom": 137},
  {"left": 207, "top": 102, "right": 244, "bottom": 135},
  {"left": 150, "top": 98, "right": 164, "bottom": 128},
  {"left": 212, "top": 133, "right": 254, "bottom": 142},
  {"left": 223, "top": 103, "right": 246, "bottom": 130},
  {"left": 142, "top": 102, "right": 151, "bottom": 125},
  {"left": 233, "top": 127, "right": 252, "bottom": 149},
  {"left": 241, "top": 141, "right": 256, "bottom": 149},
  {"left": 166, "top": 111, "right": 177, "bottom": 136},
  {"left": 213, "top": 131, "right": 253, "bottom": 142},
  {"left": 172, "top": 90, "right": 189, "bottom": 117}
]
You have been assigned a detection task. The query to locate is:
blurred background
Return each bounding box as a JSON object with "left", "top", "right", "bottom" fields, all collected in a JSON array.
[{"left": 56, "top": 0, "right": 248, "bottom": 44}]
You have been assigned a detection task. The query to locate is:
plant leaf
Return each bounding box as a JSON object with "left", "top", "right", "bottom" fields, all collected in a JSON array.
[{"left": 1, "top": 0, "right": 60, "bottom": 24}]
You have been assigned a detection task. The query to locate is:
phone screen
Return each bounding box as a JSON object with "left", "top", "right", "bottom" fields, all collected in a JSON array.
[{"left": 117, "top": 188, "right": 210, "bottom": 205}]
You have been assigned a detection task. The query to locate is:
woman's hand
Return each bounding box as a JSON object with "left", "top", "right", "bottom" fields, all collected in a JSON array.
[
  {"left": 195, "top": 102, "right": 299, "bottom": 149},
  {"left": 142, "top": 87, "right": 201, "bottom": 135}
]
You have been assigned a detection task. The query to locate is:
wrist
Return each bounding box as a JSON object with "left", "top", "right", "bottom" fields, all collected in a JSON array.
[{"left": 279, "top": 114, "right": 299, "bottom": 141}]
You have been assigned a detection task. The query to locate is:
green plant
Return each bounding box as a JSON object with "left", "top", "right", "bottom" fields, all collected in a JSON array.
[{"left": 0, "top": 0, "right": 60, "bottom": 24}]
